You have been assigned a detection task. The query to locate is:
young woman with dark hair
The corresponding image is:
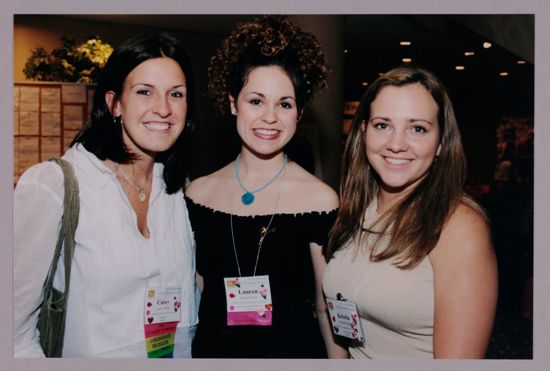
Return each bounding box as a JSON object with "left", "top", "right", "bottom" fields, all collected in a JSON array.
[
  {"left": 185, "top": 16, "right": 346, "bottom": 358},
  {"left": 14, "top": 33, "right": 199, "bottom": 357}
]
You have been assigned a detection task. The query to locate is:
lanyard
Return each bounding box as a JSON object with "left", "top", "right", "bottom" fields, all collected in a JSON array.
[{"left": 229, "top": 192, "right": 280, "bottom": 277}]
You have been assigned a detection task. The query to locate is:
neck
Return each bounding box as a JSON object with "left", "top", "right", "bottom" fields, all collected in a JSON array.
[
  {"left": 376, "top": 173, "right": 429, "bottom": 213},
  {"left": 119, "top": 131, "right": 157, "bottom": 184},
  {"left": 237, "top": 148, "right": 287, "bottom": 179},
  {"left": 377, "top": 181, "right": 421, "bottom": 213},
  {"left": 117, "top": 156, "right": 155, "bottom": 186},
  {"left": 376, "top": 190, "right": 402, "bottom": 214}
]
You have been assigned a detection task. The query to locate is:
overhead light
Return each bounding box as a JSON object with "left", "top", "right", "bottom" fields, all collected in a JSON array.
[
  {"left": 344, "top": 49, "right": 348, "bottom": 54},
  {"left": 500, "top": 72, "right": 509, "bottom": 76},
  {"left": 361, "top": 82, "right": 369, "bottom": 86},
  {"left": 400, "top": 41, "right": 412, "bottom": 46},
  {"left": 464, "top": 51, "right": 475, "bottom": 56},
  {"left": 483, "top": 42, "right": 492, "bottom": 49},
  {"left": 402, "top": 58, "right": 412, "bottom": 63},
  {"left": 517, "top": 60, "right": 526, "bottom": 64},
  {"left": 455, "top": 66, "right": 465, "bottom": 71}
]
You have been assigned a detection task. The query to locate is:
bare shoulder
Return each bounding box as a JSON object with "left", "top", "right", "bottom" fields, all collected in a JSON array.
[
  {"left": 429, "top": 199, "right": 498, "bottom": 358},
  {"left": 185, "top": 164, "right": 232, "bottom": 204},
  {"left": 430, "top": 199, "right": 493, "bottom": 265},
  {"left": 443, "top": 200, "right": 491, "bottom": 245},
  {"left": 184, "top": 175, "right": 210, "bottom": 200},
  {"left": 283, "top": 162, "right": 339, "bottom": 212}
]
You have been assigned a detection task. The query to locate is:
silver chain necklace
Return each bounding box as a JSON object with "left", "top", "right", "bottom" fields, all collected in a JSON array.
[{"left": 117, "top": 165, "right": 149, "bottom": 203}]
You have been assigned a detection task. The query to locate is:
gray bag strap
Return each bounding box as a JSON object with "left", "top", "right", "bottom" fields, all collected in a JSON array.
[{"left": 42, "top": 158, "right": 80, "bottom": 302}]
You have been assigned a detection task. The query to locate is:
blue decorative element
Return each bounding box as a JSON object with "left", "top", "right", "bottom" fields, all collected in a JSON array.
[
  {"left": 241, "top": 192, "right": 255, "bottom": 205},
  {"left": 235, "top": 153, "right": 288, "bottom": 205}
]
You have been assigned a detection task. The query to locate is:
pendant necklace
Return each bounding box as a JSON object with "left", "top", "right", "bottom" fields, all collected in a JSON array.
[
  {"left": 117, "top": 165, "right": 149, "bottom": 203},
  {"left": 235, "top": 153, "right": 288, "bottom": 205},
  {"left": 230, "top": 191, "right": 280, "bottom": 277}
]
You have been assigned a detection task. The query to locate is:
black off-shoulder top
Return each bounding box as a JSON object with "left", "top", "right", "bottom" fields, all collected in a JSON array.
[{"left": 185, "top": 196, "right": 337, "bottom": 358}]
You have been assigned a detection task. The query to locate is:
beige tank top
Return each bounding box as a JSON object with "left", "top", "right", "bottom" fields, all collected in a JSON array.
[{"left": 323, "top": 201, "right": 434, "bottom": 359}]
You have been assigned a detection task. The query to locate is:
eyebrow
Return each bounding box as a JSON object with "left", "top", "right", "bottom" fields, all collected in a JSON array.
[
  {"left": 246, "top": 91, "right": 296, "bottom": 101},
  {"left": 369, "top": 116, "right": 434, "bottom": 125},
  {"left": 130, "top": 82, "right": 186, "bottom": 89}
]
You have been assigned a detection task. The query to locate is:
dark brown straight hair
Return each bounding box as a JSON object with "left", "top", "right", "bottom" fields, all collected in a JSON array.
[{"left": 72, "top": 32, "right": 194, "bottom": 194}]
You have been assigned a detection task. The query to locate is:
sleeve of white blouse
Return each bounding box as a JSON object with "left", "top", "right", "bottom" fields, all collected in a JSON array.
[{"left": 13, "top": 162, "right": 64, "bottom": 357}]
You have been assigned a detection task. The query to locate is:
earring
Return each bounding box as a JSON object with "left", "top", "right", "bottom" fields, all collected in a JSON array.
[
  {"left": 360, "top": 120, "right": 366, "bottom": 134},
  {"left": 113, "top": 116, "right": 123, "bottom": 125}
]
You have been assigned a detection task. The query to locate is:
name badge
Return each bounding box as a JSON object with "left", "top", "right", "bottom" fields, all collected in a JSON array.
[
  {"left": 224, "top": 275, "right": 273, "bottom": 326},
  {"left": 326, "top": 297, "right": 365, "bottom": 342},
  {"left": 143, "top": 287, "right": 182, "bottom": 358}
]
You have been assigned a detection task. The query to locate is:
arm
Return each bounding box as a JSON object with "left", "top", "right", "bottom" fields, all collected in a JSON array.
[
  {"left": 186, "top": 185, "right": 205, "bottom": 295},
  {"left": 196, "top": 272, "right": 204, "bottom": 293},
  {"left": 310, "top": 243, "right": 349, "bottom": 359},
  {"left": 13, "top": 163, "right": 64, "bottom": 357},
  {"left": 429, "top": 204, "right": 498, "bottom": 358},
  {"left": 190, "top": 235, "right": 204, "bottom": 294}
]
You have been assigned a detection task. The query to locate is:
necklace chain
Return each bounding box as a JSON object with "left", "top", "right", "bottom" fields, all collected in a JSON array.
[
  {"left": 235, "top": 153, "right": 288, "bottom": 205},
  {"left": 117, "top": 165, "right": 150, "bottom": 203},
  {"left": 230, "top": 192, "right": 280, "bottom": 277}
]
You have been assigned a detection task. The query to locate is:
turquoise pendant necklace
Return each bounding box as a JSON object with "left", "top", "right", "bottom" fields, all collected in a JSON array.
[{"left": 235, "top": 153, "right": 288, "bottom": 205}]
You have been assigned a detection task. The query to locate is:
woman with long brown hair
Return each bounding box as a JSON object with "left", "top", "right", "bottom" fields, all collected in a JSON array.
[{"left": 323, "top": 66, "right": 498, "bottom": 358}]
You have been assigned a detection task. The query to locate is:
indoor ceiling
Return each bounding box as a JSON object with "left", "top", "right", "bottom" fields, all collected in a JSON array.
[
  {"left": 59, "top": 14, "right": 534, "bottom": 117},
  {"left": 343, "top": 14, "right": 534, "bottom": 118}
]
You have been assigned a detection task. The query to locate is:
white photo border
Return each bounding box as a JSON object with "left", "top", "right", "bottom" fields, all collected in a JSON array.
[{"left": 2, "top": 1, "right": 548, "bottom": 370}]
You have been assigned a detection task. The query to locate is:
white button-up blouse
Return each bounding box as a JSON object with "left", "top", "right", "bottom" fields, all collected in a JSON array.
[{"left": 14, "top": 144, "right": 199, "bottom": 357}]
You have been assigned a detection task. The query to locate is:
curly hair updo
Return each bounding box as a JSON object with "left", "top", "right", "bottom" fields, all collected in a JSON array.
[{"left": 208, "top": 15, "right": 330, "bottom": 115}]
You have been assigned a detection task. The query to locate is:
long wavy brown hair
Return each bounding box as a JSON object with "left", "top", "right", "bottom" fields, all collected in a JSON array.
[{"left": 325, "top": 66, "right": 482, "bottom": 269}]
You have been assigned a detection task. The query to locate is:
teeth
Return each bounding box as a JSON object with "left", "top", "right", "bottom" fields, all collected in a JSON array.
[
  {"left": 386, "top": 157, "right": 410, "bottom": 165},
  {"left": 144, "top": 122, "right": 170, "bottom": 131},
  {"left": 255, "top": 129, "right": 278, "bottom": 135}
]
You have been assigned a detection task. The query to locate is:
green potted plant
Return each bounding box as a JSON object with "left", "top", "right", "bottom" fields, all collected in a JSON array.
[{"left": 23, "top": 36, "right": 113, "bottom": 83}]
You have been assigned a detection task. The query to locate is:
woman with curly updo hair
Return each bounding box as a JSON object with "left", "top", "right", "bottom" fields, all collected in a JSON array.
[{"left": 185, "top": 16, "right": 347, "bottom": 358}]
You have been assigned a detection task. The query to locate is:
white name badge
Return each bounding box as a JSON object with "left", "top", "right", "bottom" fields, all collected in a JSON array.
[
  {"left": 224, "top": 275, "right": 273, "bottom": 326},
  {"left": 326, "top": 297, "right": 365, "bottom": 342},
  {"left": 144, "top": 287, "right": 182, "bottom": 325}
]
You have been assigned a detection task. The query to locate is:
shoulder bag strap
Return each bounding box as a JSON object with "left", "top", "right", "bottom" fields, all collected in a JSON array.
[{"left": 42, "top": 158, "right": 80, "bottom": 300}]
